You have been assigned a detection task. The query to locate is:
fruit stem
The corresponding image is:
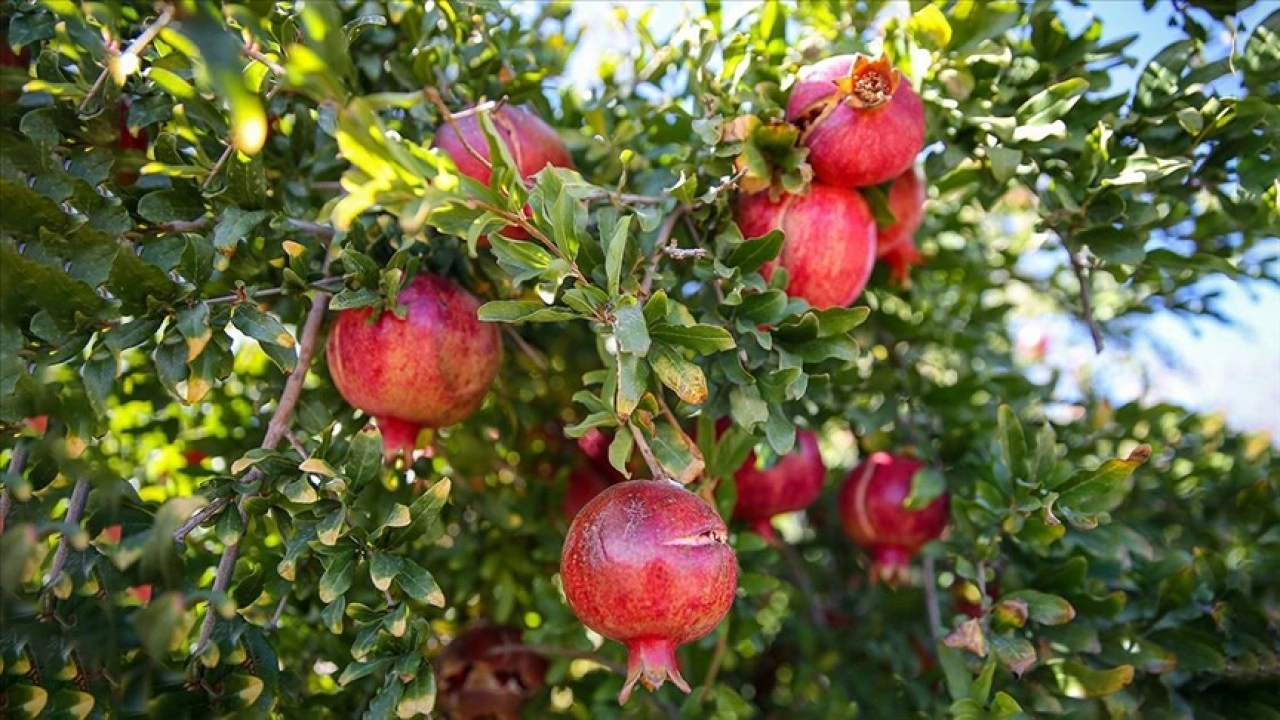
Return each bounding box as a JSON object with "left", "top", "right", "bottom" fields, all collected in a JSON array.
[
  {"left": 377, "top": 416, "right": 425, "bottom": 461},
  {"left": 620, "top": 637, "right": 689, "bottom": 705}
]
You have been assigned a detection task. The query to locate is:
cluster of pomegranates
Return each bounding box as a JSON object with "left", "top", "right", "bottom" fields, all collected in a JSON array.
[
  {"left": 323, "top": 55, "right": 946, "bottom": 710},
  {"left": 736, "top": 53, "right": 928, "bottom": 305}
]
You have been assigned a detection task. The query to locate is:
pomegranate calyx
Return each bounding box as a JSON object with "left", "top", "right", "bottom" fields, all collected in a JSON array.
[
  {"left": 620, "top": 637, "right": 690, "bottom": 704},
  {"left": 834, "top": 54, "right": 901, "bottom": 110},
  {"left": 870, "top": 545, "right": 915, "bottom": 587},
  {"left": 376, "top": 415, "right": 426, "bottom": 462}
]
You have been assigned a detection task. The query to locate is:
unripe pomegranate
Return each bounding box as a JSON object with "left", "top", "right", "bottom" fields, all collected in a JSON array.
[
  {"left": 732, "top": 430, "right": 826, "bottom": 542},
  {"left": 736, "top": 185, "right": 878, "bottom": 309},
  {"left": 560, "top": 480, "right": 737, "bottom": 704},
  {"left": 786, "top": 54, "right": 925, "bottom": 188},
  {"left": 876, "top": 168, "right": 926, "bottom": 286},
  {"left": 435, "top": 624, "right": 548, "bottom": 720},
  {"left": 433, "top": 105, "right": 573, "bottom": 240},
  {"left": 326, "top": 274, "right": 501, "bottom": 460},
  {"left": 837, "top": 453, "right": 948, "bottom": 585}
]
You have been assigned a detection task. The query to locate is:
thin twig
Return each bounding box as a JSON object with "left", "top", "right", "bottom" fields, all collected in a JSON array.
[
  {"left": 204, "top": 277, "right": 343, "bottom": 306},
  {"left": 0, "top": 442, "right": 30, "bottom": 533},
  {"left": 173, "top": 496, "right": 231, "bottom": 543},
  {"left": 922, "top": 555, "right": 943, "bottom": 642},
  {"left": 664, "top": 246, "right": 708, "bottom": 259},
  {"left": 773, "top": 536, "right": 829, "bottom": 628},
  {"left": 1068, "top": 249, "right": 1105, "bottom": 353},
  {"left": 44, "top": 477, "right": 91, "bottom": 590},
  {"left": 627, "top": 421, "right": 666, "bottom": 481},
  {"left": 243, "top": 44, "right": 285, "bottom": 77},
  {"left": 286, "top": 218, "right": 337, "bottom": 238},
  {"left": 79, "top": 5, "right": 175, "bottom": 113},
  {"left": 267, "top": 592, "right": 289, "bottom": 630},
  {"left": 202, "top": 84, "right": 283, "bottom": 190},
  {"left": 581, "top": 189, "right": 666, "bottom": 206},
  {"left": 694, "top": 623, "right": 730, "bottom": 704},
  {"left": 447, "top": 98, "right": 506, "bottom": 120},
  {"left": 486, "top": 644, "right": 625, "bottom": 675},
  {"left": 425, "top": 87, "right": 491, "bottom": 171},
  {"left": 501, "top": 325, "right": 548, "bottom": 372},
  {"left": 284, "top": 429, "right": 308, "bottom": 457}
]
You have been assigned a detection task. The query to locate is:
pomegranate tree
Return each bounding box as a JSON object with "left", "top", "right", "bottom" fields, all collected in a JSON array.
[
  {"left": 560, "top": 480, "right": 737, "bottom": 704},
  {"left": 736, "top": 184, "right": 878, "bottom": 308},
  {"left": 837, "top": 452, "right": 949, "bottom": 585},
  {"left": 732, "top": 430, "right": 826, "bottom": 541},
  {"left": 435, "top": 624, "right": 548, "bottom": 720},
  {"left": 876, "top": 168, "right": 926, "bottom": 286},
  {"left": 325, "top": 273, "right": 501, "bottom": 459},
  {"left": 433, "top": 104, "right": 573, "bottom": 239},
  {"left": 786, "top": 54, "right": 925, "bottom": 188}
]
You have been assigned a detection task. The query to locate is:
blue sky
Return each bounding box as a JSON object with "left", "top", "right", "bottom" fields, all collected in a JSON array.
[{"left": 552, "top": 1, "right": 1280, "bottom": 441}]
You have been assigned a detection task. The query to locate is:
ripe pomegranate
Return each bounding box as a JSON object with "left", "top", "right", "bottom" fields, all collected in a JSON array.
[
  {"left": 435, "top": 624, "right": 548, "bottom": 720},
  {"left": 837, "top": 453, "right": 949, "bottom": 586},
  {"left": 876, "top": 168, "right": 926, "bottom": 286},
  {"left": 736, "top": 185, "right": 878, "bottom": 309},
  {"left": 786, "top": 54, "right": 925, "bottom": 188},
  {"left": 732, "top": 430, "right": 826, "bottom": 542},
  {"left": 560, "top": 480, "right": 737, "bottom": 704},
  {"left": 116, "top": 99, "right": 149, "bottom": 185},
  {"left": 326, "top": 274, "right": 501, "bottom": 460},
  {"left": 433, "top": 105, "right": 573, "bottom": 240}
]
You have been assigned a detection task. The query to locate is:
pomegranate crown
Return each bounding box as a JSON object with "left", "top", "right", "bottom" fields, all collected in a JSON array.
[{"left": 834, "top": 53, "right": 902, "bottom": 110}]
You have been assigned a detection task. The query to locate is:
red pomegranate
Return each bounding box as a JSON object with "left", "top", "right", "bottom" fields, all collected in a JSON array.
[
  {"left": 561, "top": 465, "right": 612, "bottom": 520},
  {"left": 786, "top": 54, "right": 925, "bottom": 188},
  {"left": 433, "top": 105, "right": 573, "bottom": 240},
  {"left": 732, "top": 430, "right": 826, "bottom": 542},
  {"left": 435, "top": 624, "right": 548, "bottom": 720},
  {"left": 116, "top": 99, "right": 149, "bottom": 185},
  {"left": 876, "top": 168, "right": 926, "bottom": 286},
  {"left": 560, "top": 480, "right": 737, "bottom": 704},
  {"left": 837, "top": 453, "right": 949, "bottom": 585},
  {"left": 326, "top": 274, "right": 501, "bottom": 460},
  {"left": 736, "top": 185, "right": 878, "bottom": 309}
]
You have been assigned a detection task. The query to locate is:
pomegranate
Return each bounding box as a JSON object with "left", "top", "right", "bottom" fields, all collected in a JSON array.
[
  {"left": 732, "top": 430, "right": 826, "bottom": 542},
  {"left": 435, "top": 624, "right": 548, "bottom": 720},
  {"left": 736, "top": 185, "right": 878, "bottom": 309},
  {"left": 117, "top": 100, "right": 149, "bottom": 185},
  {"left": 876, "top": 168, "right": 926, "bottom": 286},
  {"left": 560, "top": 465, "right": 612, "bottom": 521},
  {"left": 326, "top": 274, "right": 501, "bottom": 460},
  {"left": 786, "top": 54, "right": 925, "bottom": 188},
  {"left": 560, "top": 480, "right": 737, "bottom": 704},
  {"left": 837, "top": 453, "right": 948, "bottom": 585},
  {"left": 433, "top": 105, "right": 573, "bottom": 240}
]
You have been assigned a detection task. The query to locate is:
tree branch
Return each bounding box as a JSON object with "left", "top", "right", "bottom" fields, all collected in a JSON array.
[
  {"left": 627, "top": 421, "right": 667, "bottom": 481},
  {"left": 640, "top": 205, "right": 688, "bottom": 295},
  {"left": 44, "top": 477, "right": 91, "bottom": 590},
  {"left": 0, "top": 442, "right": 30, "bottom": 534},
  {"left": 425, "top": 87, "right": 492, "bottom": 171},
  {"left": 1068, "top": 248, "right": 1105, "bottom": 353},
  {"left": 194, "top": 536, "right": 240, "bottom": 653},
  {"left": 79, "top": 5, "right": 175, "bottom": 113}
]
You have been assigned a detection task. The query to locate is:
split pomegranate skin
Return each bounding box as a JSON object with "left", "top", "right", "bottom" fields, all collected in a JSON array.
[
  {"left": 325, "top": 274, "right": 501, "bottom": 459},
  {"left": 838, "top": 452, "right": 949, "bottom": 585},
  {"left": 736, "top": 185, "right": 878, "bottom": 309},
  {"left": 560, "top": 480, "right": 737, "bottom": 704},
  {"left": 786, "top": 54, "right": 926, "bottom": 189}
]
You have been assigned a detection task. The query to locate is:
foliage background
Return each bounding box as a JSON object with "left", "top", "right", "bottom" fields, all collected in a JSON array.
[{"left": 0, "top": 1, "right": 1277, "bottom": 719}]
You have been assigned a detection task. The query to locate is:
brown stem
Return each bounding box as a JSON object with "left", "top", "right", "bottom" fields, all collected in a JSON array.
[
  {"left": 425, "top": 87, "right": 492, "bottom": 171},
  {"left": 1068, "top": 248, "right": 1105, "bottom": 353},
  {"left": 244, "top": 44, "right": 285, "bottom": 77},
  {"left": 173, "top": 496, "right": 231, "bottom": 543},
  {"left": 195, "top": 535, "right": 240, "bottom": 653},
  {"left": 486, "top": 644, "right": 625, "bottom": 675},
  {"left": 44, "top": 477, "right": 91, "bottom": 590},
  {"left": 78, "top": 5, "right": 175, "bottom": 113},
  {"left": 694, "top": 623, "right": 729, "bottom": 704},
  {"left": 581, "top": 190, "right": 666, "bottom": 206},
  {"left": 626, "top": 421, "right": 666, "bottom": 481},
  {"left": 0, "top": 442, "right": 30, "bottom": 533}
]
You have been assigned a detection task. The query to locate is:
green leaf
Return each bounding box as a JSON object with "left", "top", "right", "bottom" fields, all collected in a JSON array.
[
  {"left": 137, "top": 189, "right": 205, "bottom": 224},
  {"left": 369, "top": 552, "right": 402, "bottom": 592},
  {"left": 729, "top": 385, "right": 768, "bottom": 431},
  {"left": 650, "top": 323, "right": 736, "bottom": 354},
  {"left": 608, "top": 428, "right": 634, "bottom": 479},
  {"left": 1057, "top": 661, "right": 1135, "bottom": 698},
  {"left": 338, "top": 658, "right": 391, "bottom": 687},
  {"left": 477, "top": 300, "right": 578, "bottom": 323},
  {"left": 1002, "top": 590, "right": 1076, "bottom": 625},
  {"left": 615, "top": 353, "right": 649, "bottom": 419},
  {"left": 232, "top": 304, "right": 297, "bottom": 363},
  {"left": 908, "top": 4, "right": 952, "bottom": 48},
  {"left": 903, "top": 466, "right": 947, "bottom": 510},
  {"left": 398, "top": 673, "right": 437, "bottom": 718},
  {"left": 389, "top": 478, "right": 450, "bottom": 546},
  {"left": 990, "top": 634, "right": 1037, "bottom": 677},
  {"left": 1056, "top": 444, "right": 1151, "bottom": 522},
  {"left": 1016, "top": 77, "right": 1089, "bottom": 126},
  {"left": 397, "top": 560, "right": 445, "bottom": 607},
  {"left": 725, "top": 229, "right": 783, "bottom": 274},
  {"left": 346, "top": 427, "right": 383, "bottom": 488},
  {"left": 998, "top": 405, "right": 1028, "bottom": 481},
  {"left": 133, "top": 592, "right": 192, "bottom": 659},
  {"left": 212, "top": 208, "right": 268, "bottom": 254},
  {"left": 649, "top": 344, "right": 708, "bottom": 405},
  {"left": 613, "top": 299, "right": 651, "bottom": 356},
  {"left": 318, "top": 549, "right": 357, "bottom": 604},
  {"left": 605, "top": 214, "right": 632, "bottom": 297}
]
